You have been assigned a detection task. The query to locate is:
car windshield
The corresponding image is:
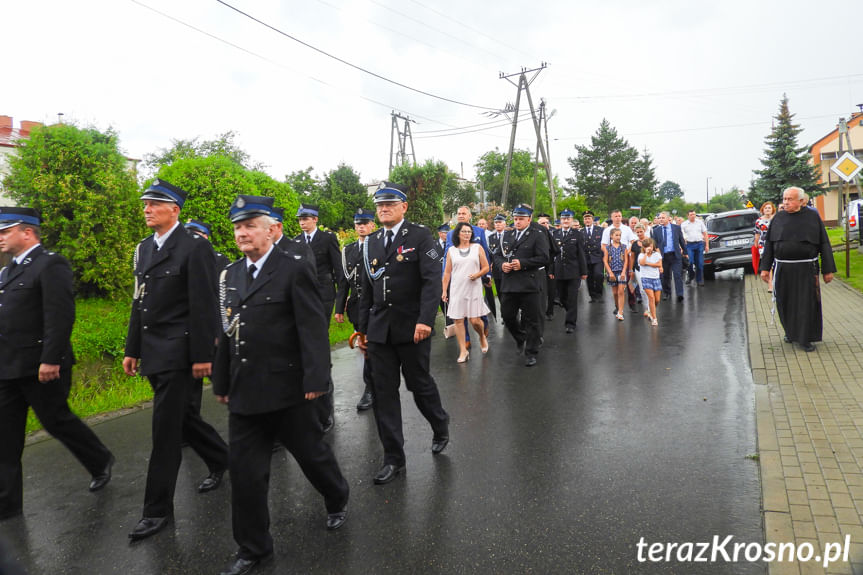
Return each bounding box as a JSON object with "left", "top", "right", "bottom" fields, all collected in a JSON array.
[{"left": 707, "top": 213, "right": 758, "bottom": 233}]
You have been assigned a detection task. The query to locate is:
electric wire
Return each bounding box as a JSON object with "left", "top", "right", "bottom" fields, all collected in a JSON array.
[
  {"left": 404, "top": 0, "right": 538, "bottom": 63},
  {"left": 553, "top": 73, "right": 863, "bottom": 101},
  {"left": 554, "top": 113, "right": 845, "bottom": 141},
  {"left": 414, "top": 112, "right": 532, "bottom": 134},
  {"left": 127, "top": 0, "right": 462, "bottom": 129},
  {"left": 214, "top": 0, "right": 500, "bottom": 111}
]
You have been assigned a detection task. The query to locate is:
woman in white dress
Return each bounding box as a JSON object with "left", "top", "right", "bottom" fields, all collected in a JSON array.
[{"left": 441, "top": 222, "right": 490, "bottom": 362}]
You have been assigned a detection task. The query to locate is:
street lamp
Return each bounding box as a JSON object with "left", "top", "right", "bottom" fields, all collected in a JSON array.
[{"left": 706, "top": 177, "right": 712, "bottom": 204}]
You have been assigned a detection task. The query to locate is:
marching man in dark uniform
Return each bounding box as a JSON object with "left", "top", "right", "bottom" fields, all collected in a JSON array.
[
  {"left": 0, "top": 207, "right": 115, "bottom": 520},
  {"left": 435, "top": 224, "right": 451, "bottom": 329},
  {"left": 581, "top": 210, "right": 605, "bottom": 303},
  {"left": 356, "top": 182, "right": 450, "bottom": 485},
  {"left": 183, "top": 218, "right": 230, "bottom": 425},
  {"left": 495, "top": 204, "right": 550, "bottom": 367},
  {"left": 334, "top": 209, "right": 377, "bottom": 411},
  {"left": 185, "top": 219, "right": 230, "bottom": 272},
  {"left": 270, "top": 206, "right": 314, "bottom": 262},
  {"left": 295, "top": 204, "right": 340, "bottom": 433},
  {"left": 487, "top": 214, "right": 507, "bottom": 316},
  {"left": 551, "top": 209, "right": 588, "bottom": 334},
  {"left": 213, "top": 195, "right": 349, "bottom": 575},
  {"left": 123, "top": 179, "right": 229, "bottom": 541}
]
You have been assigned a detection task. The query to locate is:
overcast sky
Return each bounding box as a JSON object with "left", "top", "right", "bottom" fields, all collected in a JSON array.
[{"left": 4, "top": 0, "right": 862, "bottom": 204}]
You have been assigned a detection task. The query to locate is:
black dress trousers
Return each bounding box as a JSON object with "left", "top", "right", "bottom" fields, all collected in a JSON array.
[
  {"left": 0, "top": 370, "right": 112, "bottom": 518},
  {"left": 229, "top": 401, "right": 349, "bottom": 560},
  {"left": 143, "top": 369, "right": 229, "bottom": 517},
  {"left": 367, "top": 338, "right": 449, "bottom": 467}
]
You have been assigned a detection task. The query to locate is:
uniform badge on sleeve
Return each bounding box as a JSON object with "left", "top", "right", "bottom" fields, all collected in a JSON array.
[{"left": 426, "top": 248, "right": 439, "bottom": 259}]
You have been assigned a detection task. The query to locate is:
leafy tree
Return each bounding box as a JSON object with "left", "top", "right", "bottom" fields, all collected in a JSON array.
[
  {"left": 3, "top": 123, "right": 144, "bottom": 298},
  {"left": 555, "top": 194, "right": 589, "bottom": 219},
  {"left": 566, "top": 119, "right": 657, "bottom": 216},
  {"left": 443, "top": 177, "right": 478, "bottom": 216},
  {"left": 317, "top": 164, "right": 373, "bottom": 231},
  {"left": 658, "top": 180, "right": 684, "bottom": 201},
  {"left": 285, "top": 167, "right": 321, "bottom": 198},
  {"left": 474, "top": 148, "right": 551, "bottom": 210},
  {"left": 285, "top": 165, "right": 372, "bottom": 231},
  {"left": 749, "top": 95, "right": 824, "bottom": 206},
  {"left": 143, "top": 130, "right": 264, "bottom": 174},
  {"left": 658, "top": 198, "right": 698, "bottom": 218},
  {"left": 154, "top": 157, "right": 298, "bottom": 257},
  {"left": 389, "top": 160, "right": 449, "bottom": 229},
  {"left": 707, "top": 189, "right": 744, "bottom": 213}
]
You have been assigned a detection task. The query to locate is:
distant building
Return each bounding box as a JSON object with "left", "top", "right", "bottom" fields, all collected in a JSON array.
[
  {"left": 0, "top": 114, "right": 139, "bottom": 206},
  {"left": 808, "top": 111, "right": 863, "bottom": 226}
]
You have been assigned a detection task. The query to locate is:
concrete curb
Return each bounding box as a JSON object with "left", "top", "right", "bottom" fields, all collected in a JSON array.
[{"left": 747, "top": 273, "right": 863, "bottom": 574}]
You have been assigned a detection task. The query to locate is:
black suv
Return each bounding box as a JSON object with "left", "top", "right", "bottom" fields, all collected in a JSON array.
[{"left": 703, "top": 209, "right": 759, "bottom": 278}]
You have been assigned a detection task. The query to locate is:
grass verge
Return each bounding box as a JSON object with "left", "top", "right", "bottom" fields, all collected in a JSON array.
[{"left": 832, "top": 247, "right": 863, "bottom": 293}]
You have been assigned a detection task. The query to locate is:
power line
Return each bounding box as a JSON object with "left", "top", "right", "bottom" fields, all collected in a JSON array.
[
  {"left": 405, "top": 0, "right": 538, "bottom": 62},
  {"left": 554, "top": 113, "right": 844, "bottom": 141},
  {"left": 214, "top": 0, "right": 499, "bottom": 111},
  {"left": 413, "top": 112, "right": 532, "bottom": 134},
  {"left": 127, "top": 0, "right": 462, "bottom": 129},
  {"left": 366, "top": 0, "right": 507, "bottom": 65},
  {"left": 552, "top": 73, "right": 863, "bottom": 101}
]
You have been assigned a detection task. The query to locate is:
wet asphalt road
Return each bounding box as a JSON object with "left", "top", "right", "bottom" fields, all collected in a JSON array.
[{"left": 0, "top": 271, "right": 763, "bottom": 575}]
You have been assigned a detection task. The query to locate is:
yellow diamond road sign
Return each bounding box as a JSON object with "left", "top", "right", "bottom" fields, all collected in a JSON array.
[{"left": 830, "top": 152, "right": 863, "bottom": 182}]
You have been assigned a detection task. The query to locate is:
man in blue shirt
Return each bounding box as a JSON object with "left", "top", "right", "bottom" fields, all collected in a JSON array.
[{"left": 651, "top": 211, "right": 686, "bottom": 302}]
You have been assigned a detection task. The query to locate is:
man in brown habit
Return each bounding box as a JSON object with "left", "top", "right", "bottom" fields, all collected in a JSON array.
[{"left": 759, "top": 186, "right": 836, "bottom": 352}]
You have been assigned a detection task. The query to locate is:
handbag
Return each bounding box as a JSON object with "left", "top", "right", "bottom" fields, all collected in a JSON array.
[{"left": 442, "top": 300, "right": 456, "bottom": 338}]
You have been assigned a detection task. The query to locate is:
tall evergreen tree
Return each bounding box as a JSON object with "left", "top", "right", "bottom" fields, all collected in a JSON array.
[
  {"left": 749, "top": 95, "right": 823, "bottom": 207},
  {"left": 566, "top": 119, "right": 657, "bottom": 216}
]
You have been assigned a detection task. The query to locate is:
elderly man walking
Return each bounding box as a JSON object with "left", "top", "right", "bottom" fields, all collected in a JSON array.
[{"left": 759, "top": 187, "right": 835, "bottom": 352}]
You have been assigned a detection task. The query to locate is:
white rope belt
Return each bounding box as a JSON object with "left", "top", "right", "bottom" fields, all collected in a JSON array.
[{"left": 769, "top": 257, "right": 818, "bottom": 323}]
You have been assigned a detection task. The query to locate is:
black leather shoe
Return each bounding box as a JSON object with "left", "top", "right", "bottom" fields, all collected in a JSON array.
[
  {"left": 565, "top": 327, "right": 574, "bottom": 334},
  {"left": 677, "top": 295, "right": 684, "bottom": 302},
  {"left": 89, "top": 454, "right": 115, "bottom": 492},
  {"left": 373, "top": 464, "right": 405, "bottom": 485},
  {"left": 128, "top": 516, "right": 171, "bottom": 541},
  {"left": 546, "top": 314, "right": 554, "bottom": 320},
  {"left": 588, "top": 298, "right": 596, "bottom": 303},
  {"left": 326, "top": 507, "right": 348, "bottom": 530},
  {"left": 685, "top": 278, "right": 692, "bottom": 285},
  {"left": 431, "top": 436, "right": 449, "bottom": 454},
  {"left": 662, "top": 294, "right": 670, "bottom": 301},
  {"left": 525, "top": 356, "right": 537, "bottom": 367},
  {"left": 198, "top": 470, "right": 225, "bottom": 493},
  {"left": 219, "top": 555, "right": 269, "bottom": 575},
  {"left": 0, "top": 508, "right": 22, "bottom": 521},
  {"left": 802, "top": 342, "right": 816, "bottom": 352},
  {"left": 783, "top": 335, "right": 792, "bottom": 343},
  {"left": 356, "top": 391, "right": 373, "bottom": 411},
  {"left": 322, "top": 415, "right": 335, "bottom": 434}
]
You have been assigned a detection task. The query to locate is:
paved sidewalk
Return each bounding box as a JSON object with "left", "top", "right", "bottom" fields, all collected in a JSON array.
[{"left": 748, "top": 273, "right": 863, "bottom": 574}]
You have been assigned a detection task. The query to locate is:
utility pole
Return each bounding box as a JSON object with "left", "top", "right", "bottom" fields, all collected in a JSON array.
[
  {"left": 838, "top": 118, "right": 850, "bottom": 277},
  {"left": 706, "top": 177, "right": 711, "bottom": 205},
  {"left": 497, "top": 64, "right": 557, "bottom": 218},
  {"left": 389, "top": 112, "right": 416, "bottom": 175}
]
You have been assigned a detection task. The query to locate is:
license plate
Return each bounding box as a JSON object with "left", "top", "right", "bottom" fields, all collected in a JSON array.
[{"left": 725, "top": 238, "right": 750, "bottom": 247}]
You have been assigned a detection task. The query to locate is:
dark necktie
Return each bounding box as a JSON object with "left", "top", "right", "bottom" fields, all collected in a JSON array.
[
  {"left": 247, "top": 264, "right": 257, "bottom": 289},
  {"left": 5, "top": 259, "right": 17, "bottom": 277},
  {"left": 306, "top": 234, "right": 312, "bottom": 244},
  {"left": 385, "top": 230, "right": 394, "bottom": 251}
]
